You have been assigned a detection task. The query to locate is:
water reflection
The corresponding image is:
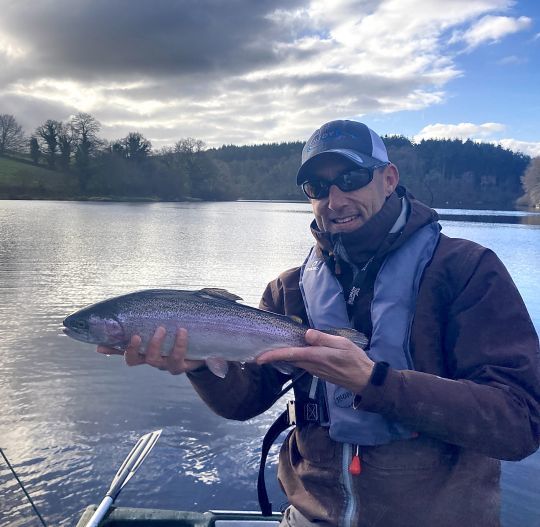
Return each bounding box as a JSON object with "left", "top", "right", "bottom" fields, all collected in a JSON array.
[{"left": 0, "top": 200, "right": 538, "bottom": 526}]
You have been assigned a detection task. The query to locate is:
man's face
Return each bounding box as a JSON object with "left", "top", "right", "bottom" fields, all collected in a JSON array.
[{"left": 309, "top": 158, "right": 399, "bottom": 234}]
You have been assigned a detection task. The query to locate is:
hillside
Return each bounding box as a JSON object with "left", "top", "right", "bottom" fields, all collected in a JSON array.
[{"left": 0, "top": 155, "right": 79, "bottom": 199}]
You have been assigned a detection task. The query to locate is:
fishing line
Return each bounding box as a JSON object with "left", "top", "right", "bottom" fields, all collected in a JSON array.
[{"left": 0, "top": 447, "right": 48, "bottom": 527}]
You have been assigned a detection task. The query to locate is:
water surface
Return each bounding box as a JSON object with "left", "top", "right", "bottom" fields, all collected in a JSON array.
[{"left": 0, "top": 201, "right": 538, "bottom": 526}]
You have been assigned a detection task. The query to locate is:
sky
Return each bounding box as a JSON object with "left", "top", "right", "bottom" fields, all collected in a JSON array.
[{"left": 1, "top": 0, "right": 539, "bottom": 156}]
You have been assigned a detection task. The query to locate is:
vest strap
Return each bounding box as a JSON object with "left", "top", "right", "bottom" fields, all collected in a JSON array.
[{"left": 257, "top": 410, "right": 291, "bottom": 516}]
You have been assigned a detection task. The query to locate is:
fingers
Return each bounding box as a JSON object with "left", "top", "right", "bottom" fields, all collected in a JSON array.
[
  {"left": 144, "top": 326, "right": 168, "bottom": 368},
  {"left": 256, "top": 329, "right": 358, "bottom": 366},
  {"left": 256, "top": 346, "right": 308, "bottom": 364},
  {"left": 124, "top": 334, "right": 145, "bottom": 366},
  {"left": 123, "top": 327, "right": 201, "bottom": 375},
  {"left": 305, "top": 329, "right": 354, "bottom": 349},
  {"left": 169, "top": 327, "right": 188, "bottom": 362},
  {"left": 167, "top": 328, "right": 202, "bottom": 374},
  {"left": 96, "top": 345, "right": 124, "bottom": 356}
]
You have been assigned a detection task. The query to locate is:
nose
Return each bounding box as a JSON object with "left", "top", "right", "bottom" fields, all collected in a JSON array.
[{"left": 327, "top": 184, "right": 349, "bottom": 210}]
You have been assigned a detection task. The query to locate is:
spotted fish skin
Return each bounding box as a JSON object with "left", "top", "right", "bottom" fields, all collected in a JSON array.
[{"left": 63, "top": 288, "right": 368, "bottom": 377}]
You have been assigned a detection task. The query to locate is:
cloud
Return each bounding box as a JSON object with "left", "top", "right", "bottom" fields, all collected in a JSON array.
[
  {"left": 498, "top": 139, "right": 540, "bottom": 158},
  {"left": 457, "top": 15, "right": 532, "bottom": 49},
  {"left": 497, "top": 55, "right": 528, "bottom": 65},
  {"left": 0, "top": 0, "right": 531, "bottom": 146},
  {"left": 414, "top": 122, "right": 540, "bottom": 157},
  {"left": 414, "top": 122, "right": 506, "bottom": 141}
]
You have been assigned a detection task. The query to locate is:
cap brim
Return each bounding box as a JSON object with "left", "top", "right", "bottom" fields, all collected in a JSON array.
[{"left": 296, "top": 149, "right": 382, "bottom": 185}]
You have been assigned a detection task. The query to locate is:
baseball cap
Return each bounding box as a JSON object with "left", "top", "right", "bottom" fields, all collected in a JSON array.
[{"left": 296, "top": 120, "right": 389, "bottom": 184}]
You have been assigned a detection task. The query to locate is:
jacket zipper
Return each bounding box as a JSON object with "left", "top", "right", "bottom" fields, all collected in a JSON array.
[{"left": 341, "top": 443, "right": 357, "bottom": 527}]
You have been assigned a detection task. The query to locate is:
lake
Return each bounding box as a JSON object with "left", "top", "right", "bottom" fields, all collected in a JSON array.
[{"left": 0, "top": 200, "right": 539, "bottom": 527}]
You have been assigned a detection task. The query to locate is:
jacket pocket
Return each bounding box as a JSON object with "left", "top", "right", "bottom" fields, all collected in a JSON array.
[
  {"left": 292, "top": 424, "right": 337, "bottom": 465},
  {"left": 362, "top": 435, "right": 455, "bottom": 471}
]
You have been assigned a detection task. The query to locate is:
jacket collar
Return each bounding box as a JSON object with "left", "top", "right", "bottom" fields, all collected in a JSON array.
[{"left": 309, "top": 186, "right": 439, "bottom": 268}]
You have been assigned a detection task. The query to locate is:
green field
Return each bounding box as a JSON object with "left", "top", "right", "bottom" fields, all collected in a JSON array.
[{"left": 0, "top": 155, "right": 80, "bottom": 199}]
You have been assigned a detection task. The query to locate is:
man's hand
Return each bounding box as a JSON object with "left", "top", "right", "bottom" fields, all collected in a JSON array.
[
  {"left": 256, "top": 329, "right": 374, "bottom": 393},
  {"left": 96, "top": 326, "right": 205, "bottom": 375}
]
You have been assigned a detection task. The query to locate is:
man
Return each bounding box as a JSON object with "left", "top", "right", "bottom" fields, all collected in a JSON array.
[{"left": 99, "top": 120, "right": 540, "bottom": 527}]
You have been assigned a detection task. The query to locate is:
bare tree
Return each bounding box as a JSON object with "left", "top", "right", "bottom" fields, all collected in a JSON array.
[
  {"left": 71, "top": 112, "right": 102, "bottom": 171},
  {"left": 174, "top": 137, "right": 205, "bottom": 156},
  {"left": 29, "top": 137, "right": 40, "bottom": 164},
  {"left": 0, "top": 114, "right": 25, "bottom": 154},
  {"left": 57, "top": 122, "right": 75, "bottom": 170},
  {"left": 521, "top": 157, "right": 540, "bottom": 208},
  {"left": 173, "top": 137, "right": 207, "bottom": 196},
  {"left": 36, "top": 120, "right": 61, "bottom": 168}
]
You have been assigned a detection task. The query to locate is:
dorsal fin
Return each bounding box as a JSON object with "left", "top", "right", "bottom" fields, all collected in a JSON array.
[{"left": 197, "top": 288, "right": 243, "bottom": 302}]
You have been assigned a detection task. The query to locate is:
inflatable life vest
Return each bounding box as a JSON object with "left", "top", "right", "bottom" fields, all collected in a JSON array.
[{"left": 299, "top": 218, "right": 440, "bottom": 445}]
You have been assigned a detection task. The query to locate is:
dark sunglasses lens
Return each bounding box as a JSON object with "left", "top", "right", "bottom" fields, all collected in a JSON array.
[
  {"left": 339, "top": 169, "right": 372, "bottom": 191},
  {"left": 302, "top": 167, "right": 376, "bottom": 199},
  {"left": 302, "top": 180, "right": 328, "bottom": 199}
]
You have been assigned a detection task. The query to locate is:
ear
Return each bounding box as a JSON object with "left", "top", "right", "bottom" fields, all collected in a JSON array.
[{"left": 383, "top": 163, "right": 399, "bottom": 196}]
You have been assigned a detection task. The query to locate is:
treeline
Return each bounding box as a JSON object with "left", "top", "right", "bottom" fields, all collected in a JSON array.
[{"left": 0, "top": 112, "right": 538, "bottom": 209}]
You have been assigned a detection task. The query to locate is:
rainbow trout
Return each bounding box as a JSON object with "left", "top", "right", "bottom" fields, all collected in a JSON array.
[{"left": 63, "top": 288, "right": 368, "bottom": 377}]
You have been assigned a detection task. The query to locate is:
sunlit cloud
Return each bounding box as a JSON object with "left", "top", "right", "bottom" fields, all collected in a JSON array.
[
  {"left": 456, "top": 15, "right": 532, "bottom": 49},
  {"left": 498, "top": 139, "right": 540, "bottom": 158},
  {"left": 0, "top": 34, "right": 26, "bottom": 60},
  {"left": 497, "top": 55, "right": 528, "bottom": 65},
  {"left": 0, "top": 0, "right": 533, "bottom": 146},
  {"left": 414, "top": 122, "right": 540, "bottom": 157},
  {"left": 414, "top": 122, "right": 506, "bottom": 141}
]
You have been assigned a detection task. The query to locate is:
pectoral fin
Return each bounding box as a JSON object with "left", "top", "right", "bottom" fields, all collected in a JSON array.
[{"left": 205, "top": 357, "right": 229, "bottom": 378}]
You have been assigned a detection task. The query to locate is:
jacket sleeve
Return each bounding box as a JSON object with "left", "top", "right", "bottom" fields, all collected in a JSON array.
[
  {"left": 357, "top": 248, "right": 540, "bottom": 461},
  {"left": 187, "top": 278, "right": 291, "bottom": 421}
]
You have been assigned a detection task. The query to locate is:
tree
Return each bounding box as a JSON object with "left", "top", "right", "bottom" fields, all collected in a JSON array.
[
  {"left": 520, "top": 157, "right": 540, "bottom": 208},
  {"left": 0, "top": 114, "right": 25, "bottom": 154},
  {"left": 173, "top": 137, "right": 206, "bottom": 196},
  {"left": 72, "top": 112, "right": 102, "bottom": 171},
  {"left": 71, "top": 113, "right": 102, "bottom": 191},
  {"left": 35, "top": 120, "right": 61, "bottom": 168},
  {"left": 29, "top": 137, "right": 40, "bottom": 164},
  {"left": 57, "top": 122, "right": 75, "bottom": 170},
  {"left": 123, "top": 132, "right": 152, "bottom": 162}
]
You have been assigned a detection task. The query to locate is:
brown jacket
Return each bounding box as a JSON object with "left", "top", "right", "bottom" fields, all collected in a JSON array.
[{"left": 189, "top": 194, "right": 540, "bottom": 527}]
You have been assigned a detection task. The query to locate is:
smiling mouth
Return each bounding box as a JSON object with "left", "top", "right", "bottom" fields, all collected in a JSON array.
[{"left": 333, "top": 214, "right": 361, "bottom": 225}]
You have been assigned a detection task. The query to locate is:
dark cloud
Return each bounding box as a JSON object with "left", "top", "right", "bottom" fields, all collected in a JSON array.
[
  {"left": 2, "top": 0, "right": 528, "bottom": 149},
  {"left": 0, "top": 93, "right": 74, "bottom": 134},
  {"left": 1, "top": 0, "right": 310, "bottom": 82}
]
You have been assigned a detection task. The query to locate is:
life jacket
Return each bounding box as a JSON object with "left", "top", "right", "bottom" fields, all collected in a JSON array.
[{"left": 299, "top": 219, "right": 440, "bottom": 445}]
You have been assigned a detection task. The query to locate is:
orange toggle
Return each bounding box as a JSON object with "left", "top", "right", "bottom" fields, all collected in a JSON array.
[{"left": 349, "top": 454, "right": 361, "bottom": 475}]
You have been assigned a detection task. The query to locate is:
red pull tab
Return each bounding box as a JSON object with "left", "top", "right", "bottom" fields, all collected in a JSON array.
[{"left": 349, "top": 445, "right": 361, "bottom": 475}]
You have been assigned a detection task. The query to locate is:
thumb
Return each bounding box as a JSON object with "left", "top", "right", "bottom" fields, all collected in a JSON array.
[{"left": 305, "top": 329, "right": 349, "bottom": 348}]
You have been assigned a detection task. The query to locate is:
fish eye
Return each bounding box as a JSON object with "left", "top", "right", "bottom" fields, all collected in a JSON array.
[{"left": 76, "top": 320, "right": 88, "bottom": 329}]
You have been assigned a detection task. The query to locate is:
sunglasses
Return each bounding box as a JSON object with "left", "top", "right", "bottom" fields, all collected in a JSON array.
[{"left": 301, "top": 163, "right": 389, "bottom": 200}]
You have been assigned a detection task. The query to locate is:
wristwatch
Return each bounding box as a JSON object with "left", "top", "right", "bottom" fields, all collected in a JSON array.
[
  {"left": 370, "top": 361, "right": 390, "bottom": 386},
  {"left": 352, "top": 361, "right": 390, "bottom": 408}
]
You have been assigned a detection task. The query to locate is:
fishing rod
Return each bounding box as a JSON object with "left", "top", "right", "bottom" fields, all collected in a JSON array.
[
  {"left": 0, "top": 447, "right": 48, "bottom": 527},
  {"left": 85, "top": 429, "right": 162, "bottom": 527}
]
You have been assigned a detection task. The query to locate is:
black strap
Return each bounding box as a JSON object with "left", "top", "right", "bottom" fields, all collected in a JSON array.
[
  {"left": 257, "top": 409, "right": 292, "bottom": 516},
  {"left": 257, "top": 370, "right": 310, "bottom": 516}
]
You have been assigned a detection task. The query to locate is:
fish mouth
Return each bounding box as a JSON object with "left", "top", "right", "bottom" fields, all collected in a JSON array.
[{"left": 62, "top": 326, "right": 96, "bottom": 344}]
